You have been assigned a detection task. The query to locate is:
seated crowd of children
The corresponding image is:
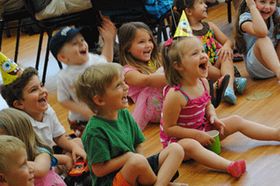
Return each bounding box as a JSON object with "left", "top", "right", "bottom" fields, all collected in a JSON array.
[{"left": 0, "top": 0, "right": 279, "bottom": 185}]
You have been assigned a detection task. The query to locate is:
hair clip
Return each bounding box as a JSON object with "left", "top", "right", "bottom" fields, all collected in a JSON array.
[{"left": 164, "top": 38, "right": 173, "bottom": 47}]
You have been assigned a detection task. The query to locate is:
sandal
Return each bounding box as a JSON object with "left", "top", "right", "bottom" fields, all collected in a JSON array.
[
  {"left": 233, "top": 49, "right": 244, "bottom": 62},
  {"left": 212, "top": 74, "right": 230, "bottom": 108}
]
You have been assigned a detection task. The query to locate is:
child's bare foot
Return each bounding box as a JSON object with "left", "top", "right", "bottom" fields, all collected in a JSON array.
[{"left": 227, "top": 160, "right": 246, "bottom": 178}]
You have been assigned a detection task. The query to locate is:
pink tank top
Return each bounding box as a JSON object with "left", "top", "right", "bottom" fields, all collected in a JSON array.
[{"left": 160, "top": 80, "right": 212, "bottom": 147}]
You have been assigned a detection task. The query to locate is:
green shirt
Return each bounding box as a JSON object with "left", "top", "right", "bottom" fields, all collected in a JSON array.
[{"left": 82, "top": 109, "right": 145, "bottom": 186}]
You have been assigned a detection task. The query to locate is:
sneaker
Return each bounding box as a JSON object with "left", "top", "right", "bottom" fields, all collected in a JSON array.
[
  {"left": 227, "top": 160, "right": 246, "bottom": 178},
  {"left": 234, "top": 65, "right": 241, "bottom": 77},
  {"left": 223, "top": 87, "right": 237, "bottom": 105},
  {"left": 234, "top": 77, "right": 247, "bottom": 94}
]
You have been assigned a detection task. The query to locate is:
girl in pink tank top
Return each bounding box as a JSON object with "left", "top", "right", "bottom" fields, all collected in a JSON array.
[{"left": 161, "top": 36, "right": 280, "bottom": 178}]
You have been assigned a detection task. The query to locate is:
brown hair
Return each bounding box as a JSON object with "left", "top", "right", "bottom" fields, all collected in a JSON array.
[
  {"left": 118, "top": 22, "right": 161, "bottom": 74},
  {"left": 234, "top": 0, "right": 280, "bottom": 54},
  {"left": 1, "top": 67, "right": 38, "bottom": 107},
  {"left": 0, "top": 108, "right": 52, "bottom": 161}
]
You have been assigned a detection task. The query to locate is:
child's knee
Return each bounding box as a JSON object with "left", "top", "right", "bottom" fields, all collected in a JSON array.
[
  {"left": 178, "top": 138, "right": 202, "bottom": 152},
  {"left": 127, "top": 154, "right": 150, "bottom": 171},
  {"left": 166, "top": 143, "right": 184, "bottom": 158}
]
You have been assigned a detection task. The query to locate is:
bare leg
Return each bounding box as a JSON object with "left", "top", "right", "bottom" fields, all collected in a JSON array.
[
  {"left": 121, "top": 153, "right": 157, "bottom": 186},
  {"left": 218, "top": 58, "right": 235, "bottom": 90},
  {"left": 253, "top": 37, "right": 280, "bottom": 80},
  {"left": 208, "top": 64, "right": 222, "bottom": 81},
  {"left": 276, "top": 42, "right": 280, "bottom": 61},
  {"left": 177, "top": 138, "right": 231, "bottom": 170},
  {"left": 221, "top": 115, "right": 280, "bottom": 141},
  {"left": 155, "top": 143, "right": 184, "bottom": 186}
]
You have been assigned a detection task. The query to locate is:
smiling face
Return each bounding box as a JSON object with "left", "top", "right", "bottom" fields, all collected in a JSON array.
[
  {"left": 176, "top": 37, "right": 209, "bottom": 79},
  {"left": 190, "top": 0, "right": 208, "bottom": 20},
  {"left": 128, "top": 29, "right": 154, "bottom": 63},
  {"left": 58, "top": 33, "right": 89, "bottom": 65},
  {"left": 14, "top": 75, "right": 48, "bottom": 121},
  {"left": 101, "top": 73, "right": 129, "bottom": 112},
  {"left": 2, "top": 148, "right": 34, "bottom": 186},
  {"left": 255, "top": 0, "right": 277, "bottom": 20}
]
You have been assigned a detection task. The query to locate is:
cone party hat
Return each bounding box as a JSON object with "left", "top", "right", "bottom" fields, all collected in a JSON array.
[
  {"left": 0, "top": 52, "right": 21, "bottom": 85},
  {"left": 173, "top": 11, "right": 193, "bottom": 38}
]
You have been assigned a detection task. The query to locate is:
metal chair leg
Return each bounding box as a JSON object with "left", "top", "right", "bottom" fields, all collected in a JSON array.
[
  {"left": 14, "top": 19, "right": 22, "bottom": 62},
  {"left": 42, "top": 31, "right": 52, "bottom": 85},
  {"left": 0, "top": 21, "right": 4, "bottom": 51},
  {"left": 35, "top": 31, "right": 44, "bottom": 70},
  {"left": 227, "top": 0, "right": 232, "bottom": 23}
]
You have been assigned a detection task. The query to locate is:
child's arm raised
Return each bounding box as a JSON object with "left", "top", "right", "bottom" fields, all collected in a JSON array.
[
  {"left": 209, "top": 22, "right": 233, "bottom": 61},
  {"left": 162, "top": 88, "right": 213, "bottom": 146},
  {"left": 125, "top": 70, "right": 166, "bottom": 88},
  {"left": 60, "top": 100, "right": 94, "bottom": 120},
  {"left": 28, "top": 153, "right": 51, "bottom": 178},
  {"left": 91, "top": 152, "right": 134, "bottom": 177},
  {"left": 241, "top": 0, "right": 268, "bottom": 37},
  {"left": 99, "top": 16, "right": 116, "bottom": 62}
]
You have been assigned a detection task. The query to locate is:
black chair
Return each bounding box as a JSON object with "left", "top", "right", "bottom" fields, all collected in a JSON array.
[
  {"left": 226, "top": 0, "right": 232, "bottom": 23},
  {"left": 23, "top": 0, "right": 100, "bottom": 84},
  {"left": 92, "top": 0, "right": 176, "bottom": 44},
  {"left": 0, "top": 8, "right": 31, "bottom": 62}
]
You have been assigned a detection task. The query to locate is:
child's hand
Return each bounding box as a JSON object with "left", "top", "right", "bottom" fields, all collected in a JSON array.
[
  {"left": 99, "top": 16, "right": 116, "bottom": 43},
  {"left": 210, "top": 115, "right": 225, "bottom": 136},
  {"left": 64, "top": 155, "right": 74, "bottom": 171},
  {"left": 246, "top": 0, "right": 256, "bottom": 9},
  {"left": 72, "top": 145, "right": 87, "bottom": 163},
  {"left": 195, "top": 131, "right": 215, "bottom": 146},
  {"left": 217, "top": 45, "right": 233, "bottom": 62}
]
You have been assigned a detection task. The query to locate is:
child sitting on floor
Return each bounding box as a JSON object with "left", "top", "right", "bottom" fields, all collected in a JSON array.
[
  {"left": 175, "top": 0, "right": 247, "bottom": 105},
  {"left": 0, "top": 108, "right": 67, "bottom": 185},
  {"left": 75, "top": 63, "right": 187, "bottom": 186},
  {"left": 49, "top": 16, "right": 116, "bottom": 136},
  {"left": 0, "top": 65, "right": 86, "bottom": 168},
  {"left": 0, "top": 135, "right": 34, "bottom": 186}
]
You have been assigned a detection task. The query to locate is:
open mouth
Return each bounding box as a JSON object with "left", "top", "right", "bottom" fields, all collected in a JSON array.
[
  {"left": 122, "top": 96, "right": 128, "bottom": 104},
  {"left": 38, "top": 97, "right": 47, "bottom": 104},
  {"left": 199, "top": 61, "right": 208, "bottom": 71}
]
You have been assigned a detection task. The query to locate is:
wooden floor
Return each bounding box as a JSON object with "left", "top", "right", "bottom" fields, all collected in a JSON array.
[{"left": 1, "top": 3, "right": 280, "bottom": 185}]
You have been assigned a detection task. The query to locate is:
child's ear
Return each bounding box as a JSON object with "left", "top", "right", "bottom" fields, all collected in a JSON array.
[
  {"left": 57, "top": 53, "right": 66, "bottom": 63},
  {"left": 92, "top": 95, "right": 105, "bottom": 106},
  {"left": 173, "top": 61, "right": 183, "bottom": 71},
  {"left": 13, "top": 100, "right": 24, "bottom": 110},
  {"left": 185, "top": 8, "right": 192, "bottom": 16},
  {"left": 0, "top": 173, "right": 7, "bottom": 183}
]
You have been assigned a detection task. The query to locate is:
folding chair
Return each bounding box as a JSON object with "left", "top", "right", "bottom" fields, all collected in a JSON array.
[
  {"left": 0, "top": 8, "right": 31, "bottom": 62},
  {"left": 92, "top": 0, "right": 176, "bottom": 44},
  {"left": 23, "top": 0, "right": 100, "bottom": 84}
]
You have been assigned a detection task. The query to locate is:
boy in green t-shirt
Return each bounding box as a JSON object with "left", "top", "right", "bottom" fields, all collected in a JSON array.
[{"left": 75, "top": 63, "right": 186, "bottom": 186}]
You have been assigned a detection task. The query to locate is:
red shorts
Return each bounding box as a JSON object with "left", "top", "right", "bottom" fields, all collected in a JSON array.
[{"left": 112, "top": 172, "right": 131, "bottom": 186}]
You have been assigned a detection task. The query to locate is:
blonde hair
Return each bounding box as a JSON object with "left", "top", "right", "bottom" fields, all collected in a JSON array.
[
  {"left": 118, "top": 22, "right": 161, "bottom": 74},
  {"left": 161, "top": 37, "right": 197, "bottom": 86},
  {"left": 0, "top": 135, "right": 26, "bottom": 172},
  {"left": 0, "top": 108, "right": 52, "bottom": 161},
  {"left": 75, "top": 63, "right": 123, "bottom": 113}
]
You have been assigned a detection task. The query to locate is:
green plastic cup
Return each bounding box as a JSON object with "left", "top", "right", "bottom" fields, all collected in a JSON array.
[{"left": 206, "top": 130, "right": 221, "bottom": 154}]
